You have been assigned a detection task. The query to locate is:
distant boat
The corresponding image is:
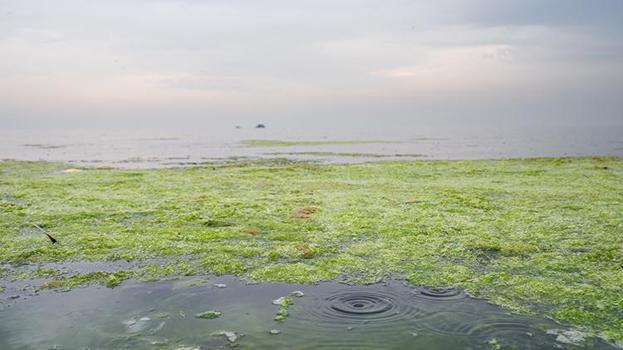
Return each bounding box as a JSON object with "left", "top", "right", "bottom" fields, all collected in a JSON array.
[{"left": 255, "top": 124, "right": 266, "bottom": 129}]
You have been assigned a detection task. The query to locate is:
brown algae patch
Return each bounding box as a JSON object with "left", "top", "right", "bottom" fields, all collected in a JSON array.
[
  {"left": 291, "top": 206, "right": 318, "bottom": 219},
  {"left": 242, "top": 226, "right": 260, "bottom": 235}
]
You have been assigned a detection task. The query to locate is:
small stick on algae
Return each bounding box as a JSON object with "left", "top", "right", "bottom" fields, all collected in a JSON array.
[{"left": 33, "top": 224, "right": 57, "bottom": 244}]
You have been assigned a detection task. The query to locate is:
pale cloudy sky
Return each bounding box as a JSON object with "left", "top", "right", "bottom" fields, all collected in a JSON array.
[{"left": 1, "top": 0, "right": 622, "bottom": 129}]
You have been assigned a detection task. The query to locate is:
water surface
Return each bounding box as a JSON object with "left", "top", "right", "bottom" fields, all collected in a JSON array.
[
  {"left": 0, "top": 277, "right": 615, "bottom": 349},
  {"left": 1, "top": 123, "right": 622, "bottom": 168}
]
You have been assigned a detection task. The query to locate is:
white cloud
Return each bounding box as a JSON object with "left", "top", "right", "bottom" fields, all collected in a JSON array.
[{"left": 0, "top": 0, "right": 621, "bottom": 126}]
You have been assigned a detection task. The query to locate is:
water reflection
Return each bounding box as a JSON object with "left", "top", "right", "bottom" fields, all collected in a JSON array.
[{"left": 0, "top": 277, "right": 616, "bottom": 349}]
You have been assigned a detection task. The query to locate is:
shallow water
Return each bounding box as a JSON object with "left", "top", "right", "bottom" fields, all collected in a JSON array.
[
  {"left": 0, "top": 277, "right": 616, "bottom": 349},
  {"left": 1, "top": 123, "right": 622, "bottom": 168}
]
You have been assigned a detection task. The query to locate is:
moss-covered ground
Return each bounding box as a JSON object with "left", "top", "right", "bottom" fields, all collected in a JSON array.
[{"left": 0, "top": 157, "right": 622, "bottom": 341}]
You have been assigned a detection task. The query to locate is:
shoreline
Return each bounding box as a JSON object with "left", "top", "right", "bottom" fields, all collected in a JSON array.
[{"left": 3, "top": 153, "right": 623, "bottom": 170}]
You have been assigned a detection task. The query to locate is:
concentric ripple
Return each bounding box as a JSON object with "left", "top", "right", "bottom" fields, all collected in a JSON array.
[
  {"left": 414, "top": 310, "right": 561, "bottom": 348},
  {"left": 290, "top": 286, "right": 429, "bottom": 330},
  {"left": 275, "top": 287, "right": 428, "bottom": 350},
  {"left": 327, "top": 291, "right": 395, "bottom": 316},
  {"left": 301, "top": 288, "right": 426, "bottom": 325},
  {"left": 414, "top": 287, "right": 466, "bottom": 301}
]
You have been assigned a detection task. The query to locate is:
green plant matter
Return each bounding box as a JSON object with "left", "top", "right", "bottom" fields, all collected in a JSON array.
[
  {"left": 264, "top": 152, "right": 423, "bottom": 158},
  {"left": 239, "top": 139, "right": 394, "bottom": 147},
  {"left": 195, "top": 310, "right": 222, "bottom": 319},
  {"left": 0, "top": 158, "right": 622, "bottom": 340},
  {"left": 273, "top": 296, "right": 294, "bottom": 321}
]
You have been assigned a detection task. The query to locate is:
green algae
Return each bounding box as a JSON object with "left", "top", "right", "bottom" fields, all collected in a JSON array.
[
  {"left": 137, "top": 261, "right": 196, "bottom": 281},
  {"left": 11, "top": 267, "right": 63, "bottom": 281},
  {"left": 239, "top": 139, "right": 394, "bottom": 147},
  {"left": 195, "top": 310, "right": 222, "bottom": 319},
  {"left": 273, "top": 290, "right": 305, "bottom": 321},
  {"left": 264, "top": 152, "right": 424, "bottom": 158},
  {"left": 40, "top": 271, "right": 131, "bottom": 289},
  {"left": 1, "top": 158, "right": 622, "bottom": 341},
  {"left": 265, "top": 151, "right": 390, "bottom": 158},
  {"left": 273, "top": 296, "right": 294, "bottom": 321}
]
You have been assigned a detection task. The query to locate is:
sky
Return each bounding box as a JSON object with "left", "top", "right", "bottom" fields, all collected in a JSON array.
[{"left": 1, "top": 0, "right": 622, "bottom": 129}]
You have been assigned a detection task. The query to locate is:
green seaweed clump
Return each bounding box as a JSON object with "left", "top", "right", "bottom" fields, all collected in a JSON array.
[
  {"left": 39, "top": 271, "right": 131, "bottom": 289},
  {"left": 195, "top": 310, "right": 222, "bottom": 319},
  {"left": 273, "top": 296, "right": 294, "bottom": 322}
]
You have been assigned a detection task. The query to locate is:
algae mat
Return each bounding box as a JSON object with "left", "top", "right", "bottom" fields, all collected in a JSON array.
[{"left": 0, "top": 157, "right": 622, "bottom": 342}]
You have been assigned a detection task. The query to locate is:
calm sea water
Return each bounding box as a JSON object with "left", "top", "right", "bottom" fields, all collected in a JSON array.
[
  {"left": 1, "top": 123, "right": 622, "bottom": 168},
  {"left": 0, "top": 276, "right": 616, "bottom": 350}
]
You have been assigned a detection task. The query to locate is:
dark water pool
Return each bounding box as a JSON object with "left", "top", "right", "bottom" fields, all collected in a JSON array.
[{"left": 0, "top": 277, "right": 616, "bottom": 349}]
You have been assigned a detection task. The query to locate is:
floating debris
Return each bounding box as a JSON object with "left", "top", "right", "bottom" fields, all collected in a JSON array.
[
  {"left": 488, "top": 338, "right": 502, "bottom": 350},
  {"left": 268, "top": 329, "right": 281, "bottom": 335},
  {"left": 178, "top": 310, "right": 186, "bottom": 319},
  {"left": 215, "top": 283, "right": 227, "bottom": 288},
  {"left": 546, "top": 329, "right": 587, "bottom": 345},
  {"left": 33, "top": 224, "right": 57, "bottom": 244},
  {"left": 290, "top": 290, "right": 304, "bottom": 297},
  {"left": 154, "top": 312, "right": 171, "bottom": 319},
  {"left": 44, "top": 233, "right": 57, "bottom": 244},
  {"left": 212, "top": 330, "right": 240, "bottom": 343},
  {"left": 272, "top": 297, "right": 287, "bottom": 306},
  {"left": 195, "top": 310, "right": 221, "bottom": 319},
  {"left": 123, "top": 316, "right": 154, "bottom": 334},
  {"left": 273, "top": 296, "right": 294, "bottom": 321}
]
